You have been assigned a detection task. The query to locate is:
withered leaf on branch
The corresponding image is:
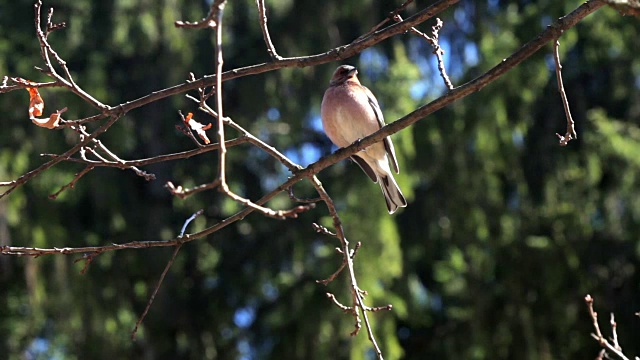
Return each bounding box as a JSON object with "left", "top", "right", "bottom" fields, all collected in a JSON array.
[
  {"left": 16, "top": 78, "right": 68, "bottom": 129},
  {"left": 32, "top": 107, "right": 67, "bottom": 129},
  {"left": 27, "top": 87, "right": 44, "bottom": 118},
  {"left": 184, "top": 112, "right": 212, "bottom": 144}
]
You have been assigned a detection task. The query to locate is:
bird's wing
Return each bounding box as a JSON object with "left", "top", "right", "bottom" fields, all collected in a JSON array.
[
  {"left": 351, "top": 155, "right": 377, "bottom": 183},
  {"left": 362, "top": 85, "right": 400, "bottom": 174}
]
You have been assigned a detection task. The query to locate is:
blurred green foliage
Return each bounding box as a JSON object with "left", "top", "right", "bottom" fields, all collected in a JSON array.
[{"left": 1, "top": 0, "right": 639, "bottom": 359}]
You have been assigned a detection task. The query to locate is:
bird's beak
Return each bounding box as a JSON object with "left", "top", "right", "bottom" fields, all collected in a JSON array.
[{"left": 348, "top": 68, "right": 358, "bottom": 77}]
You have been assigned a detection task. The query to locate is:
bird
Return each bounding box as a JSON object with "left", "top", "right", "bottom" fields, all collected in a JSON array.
[{"left": 321, "top": 65, "right": 407, "bottom": 214}]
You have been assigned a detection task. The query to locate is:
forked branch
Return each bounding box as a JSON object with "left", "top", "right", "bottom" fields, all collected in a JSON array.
[{"left": 584, "top": 294, "right": 634, "bottom": 360}]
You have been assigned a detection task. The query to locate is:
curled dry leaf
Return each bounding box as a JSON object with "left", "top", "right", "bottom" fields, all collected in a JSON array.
[
  {"left": 32, "top": 107, "right": 68, "bottom": 129},
  {"left": 184, "top": 112, "right": 212, "bottom": 144},
  {"left": 27, "top": 88, "right": 44, "bottom": 118},
  {"left": 18, "top": 79, "right": 68, "bottom": 129}
]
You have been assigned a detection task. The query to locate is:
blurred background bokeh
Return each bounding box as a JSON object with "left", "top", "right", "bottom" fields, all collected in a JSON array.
[{"left": 1, "top": 0, "right": 639, "bottom": 359}]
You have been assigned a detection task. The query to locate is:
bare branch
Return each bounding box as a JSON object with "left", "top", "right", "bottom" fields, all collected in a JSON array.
[
  {"left": 166, "top": 180, "right": 221, "bottom": 199},
  {"left": 316, "top": 260, "right": 347, "bottom": 286},
  {"left": 131, "top": 209, "right": 203, "bottom": 340},
  {"left": 356, "top": 0, "right": 416, "bottom": 41},
  {"left": 585, "top": 294, "right": 604, "bottom": 340},
  {"left": 553, "top": 38, "right": 577, "bottom": 146},
  {"left": 48, "top": 165, "right": 95, "bottom": 199},
  {"left": 34, "top": 0, "right": 108, "bottom": 111},
  {"left": 213, "top": 0, "right": 229, "bottom": 190},
  {"left": 71, "top": 124, "right": 156, "bottom": 181},
  {"left": 288, "top": 186, "right": 322, "bottom": 204},
  {"left": 610, "top": 313, "right": 622, "bottom": 352},
  {"left": 43, "top": 136, "right": 251, "bottom": 169},
  {"left": 0, "top": 113, "right": 122, "bottom": 199},
  {"left": 395, "top": 16, "right": 453, "bottom": 89},
  {"left": 174, "top": 0, "right": 226, "bottom": 29},
  {"left": 1, "top": 241, "right": 179, "bottom": 256},
  {"left": 73, "top": 250, "right": 102, "bottom": 275},
  {"left": 326, "top": 292, "right": 352, "bottom": 312},
  {"left": 189, "top": 0, "right": 311, "bottom": 220},
  {"left": 312, "top": 223, "right": 336, "bottom": 237},
  {"left": 45, "top": 7, "right": 66, "bottom": 35},
  {"left": 131, "top": 242, "right": 183, "bottom": 341},
  {"left": 256, "top": 0, "right": 282, "bottom": 61},
  {"left": 307, "top": 175, "right": 386, "bottom": 358},
  {"left": 585, "top": 294, "right": 631, "bottom": 360},
  {"left": 61, "top": 0, "right": 459, "bottom": 127},
  {"left": 0, "top": 78, "right": 61, "bottom": 94}
]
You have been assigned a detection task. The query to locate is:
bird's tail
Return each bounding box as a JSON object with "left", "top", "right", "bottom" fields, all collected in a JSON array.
[{"left": 379, "top": 174, "right": 407, "bottom": 214}]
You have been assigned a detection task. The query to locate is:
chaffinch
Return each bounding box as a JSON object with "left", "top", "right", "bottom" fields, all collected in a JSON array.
[{"left": 321, "top": 65, "right": 407, "bottom": 214}]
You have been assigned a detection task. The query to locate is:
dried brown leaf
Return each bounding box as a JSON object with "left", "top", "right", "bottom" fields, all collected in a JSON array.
[{"left": 184, "top": 112, "right": 212, "bottom": 144}]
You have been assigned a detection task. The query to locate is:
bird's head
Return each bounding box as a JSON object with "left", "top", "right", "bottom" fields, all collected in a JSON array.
[{"left": 329, "top": 65, "right": 359, "bottom": 86}]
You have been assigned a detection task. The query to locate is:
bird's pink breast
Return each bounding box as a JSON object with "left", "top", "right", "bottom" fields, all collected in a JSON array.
[{"left": 321, "top": 84, "right": 379, "bottom": 148}]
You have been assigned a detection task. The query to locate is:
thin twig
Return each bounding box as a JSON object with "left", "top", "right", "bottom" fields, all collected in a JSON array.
[
  {"left": 308, "top": 175, "right": 385, "bottom": 359},
  {"left": 45, "top": 7, "right": 66, "bottom": 35},
  {"left": 326, "top": 292, "right": 352, "bottom": 312},
  {"left": 174, "top": 0, "right": 220, "bottom": 29},
  {"left": 191, "top": 72, "right": 317, "bottom": 219},
  {"left": 316, "top": 256, "right": 347, "bottom": 285},
  {"left": 34, "top": 0, "right": 108, "bottom": 111},
  {"left": 180, "top": 209, "right": 204, "bottom": 236},
  {"left": 2, "top": 241, "right": 179, "bottom": 256},
  {"left": 71, "top": 124, "right": 155, "bottom": 181},
  {"left": 256, "top": 0, "right": 282, "bottom": 60},
  {"left": 203, "top": 1, "right": 310, "bottom": 220},
  {"left": 0, "top": 78, "right": 61, "bottom": 94},
  {"left": 73, "top": 250, "right": 103, "bottom": 275},
  {"left": 131, "top": 210, "right": 204, "bottom": 340},
  {"left": 585, "top": 294, "right": 631, "bottom": 360},
  {"left": 288, "top": 186, "right": 322, "bottom": 204},
  {"left": 213, "top": 0, "right": 228, "bottom": 189},
  {"left": 585, "top": 294, "right": 604, "bottom": 340},
  {"left": 48, "top": 165, "right": 95, "bottom": 199},
  {"left": 428, "top": 18, "right": 453, "bottom": 89},
  {"left": 166, "top": 180, "right": 222, "bottom": 199},
  {"left": 363, "top": 304, "right": 394, "bottom": 312},
  {"left": 42, "top": 137, "right": 251, "bottom": 168},
  {"left": 610, "top": 313, "right": 622, "bottom": 352},
  {"left": 356, "top": 0, "right": 416, "bottom": 42},
  {"left": 553, "top": 38, "right": 577, "bottom": 146},
  {"left": 0, "top": 112, "right": 122, "bottom": 199},
  {"left": 82, "top": 146, "right": 109, "bottom": 163},
  {"left": 312, "top": 223, "right": 336, "bottom": 237},
  {"left": 131, "top": 243, "right": 183, "bottom": 340},
  {"left": 313, "top": 221, "right": 345, "bottom": 284},
  {"left": 395, "top": 16, "right": 453, "bottom": 89}
]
